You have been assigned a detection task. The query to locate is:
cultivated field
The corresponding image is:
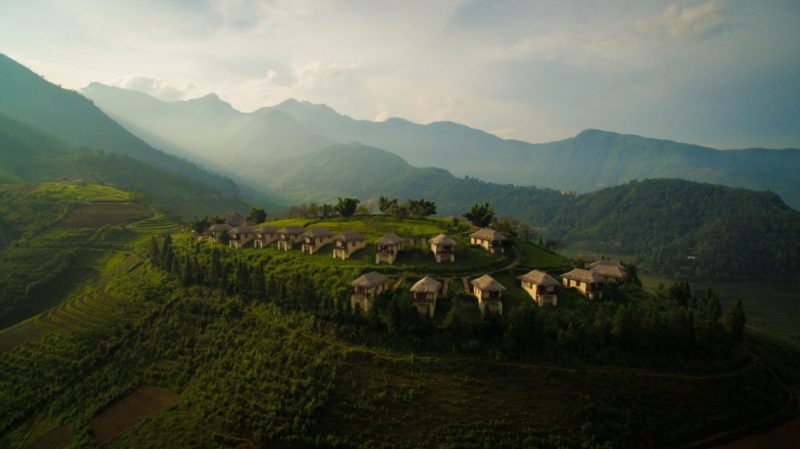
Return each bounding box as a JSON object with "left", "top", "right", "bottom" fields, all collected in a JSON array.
[
  {"left": 58, "top": 202, "right": 151, "bottom": 228},
  {"left": 89, "top": 386, "right": 180, "bottom": 445}
]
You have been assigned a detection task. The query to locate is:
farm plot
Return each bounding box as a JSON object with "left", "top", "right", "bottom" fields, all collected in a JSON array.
[
  {"left": 25, "top": 425, "right": 72, "bottom": 449},
  {"left": 58, "top": 203, "right": 151, "bottom": 228},
  {"left": 89, "top": 386, "right": 180, "bottom": 445}
]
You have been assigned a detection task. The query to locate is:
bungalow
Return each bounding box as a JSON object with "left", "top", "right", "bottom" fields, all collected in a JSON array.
[
  {"left": 471, "top": 274, "right": 506, "bottom": 314},
  {"left": 429, "top": 234, "right": 456, "bottom": 263},
  {"left": 351, "top": 271, "right": 390, "bottom": 312},
  {"left": 375, "top": 234, "right": 404, "bottom": 264},
  {"left": 332, "top": 231, "right": 366, "bottom": 260},
  {"left": 223, "top": 210, "right": 244, "bottom": 226},
  {"left": 228, "top": 225, "right": 255, "bottom": 249},
  {"left": 276, "top": 226, "right": 305, "bottom": 251},
  {"left": 469, "top": 228, "right": 508, "bottom": 254},
  {"left": 254, "top": 226, "right": 278, "bottom": 249},
  {"left": 518, "top": 270, "right": 559, "bottom": 307},
  {"left": 301, "top": 228, "right": 333, "bottom": 255},
  {"left": 587, "top": 260, "right": 627, "bottom": 283},
  {"left": 410, "top": 276, "right": 442, "bottom": 317},
  {"left": 562, "top": 268, "right": 605, "bottom": 299},
  {"left": 207, "top": 223, "right": 231, "bottom": 243}
]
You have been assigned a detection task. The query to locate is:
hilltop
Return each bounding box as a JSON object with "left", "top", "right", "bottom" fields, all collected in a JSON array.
[{"left": 82, "top": 84, "right": 800, "bottom": 209}]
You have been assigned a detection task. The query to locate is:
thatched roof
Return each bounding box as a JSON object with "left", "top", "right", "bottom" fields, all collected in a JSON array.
[
  {"left": 256, "top": 226, "right": 278, "bottom": 234},
  {"left": 208, "top": 223, "right": 231, "bottom": 232},
  {"left": 230, "top": 225, "right": 254, "bottom": 235},
  {"left": 591, "top": 264, "right": 627, "bottom": 279},
  {"left": 376, "top": 234, "right": 404, "bottom": 245},
  {"left": 518, "top": 270, "right": 560, "bottom": 286},
  {"left": 470, "top": 228, "right": 507, "bottom": 241},
  {"left": 277, "top": 226, "right": 305, "bottom": 235},
  {"left": 223, "top": 210, "right": 243, "bottom": 226},
  {"left": 303, "top": 228, "right": 332, "bottom": 238},
  {"left": 334, "top": 231, "right": 365, "bottom": 242},
  {"left": 429, "top": 234, "right": 455, "bottom": 246},
  {"left": 410, "top": 276, "right": 442, "bottom": 293},
  {"left": 471, "top": 274, "right": 506, "bottom": 292},
  {"left": 562, "top": 268, "right": 604, "bottom": 284},
  {"left": 352, "top": 271, "right": 389, "bottom": 288},
  {"left": 587, "top": 259, "right": 624, "bottom": 269}
]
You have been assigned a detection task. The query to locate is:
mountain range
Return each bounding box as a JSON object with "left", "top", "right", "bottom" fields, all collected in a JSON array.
[{"left": 82, "top": 82, "right": 800, "bottom": 209}]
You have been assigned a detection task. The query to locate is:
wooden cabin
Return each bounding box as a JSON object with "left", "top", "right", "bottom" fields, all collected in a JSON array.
[
  {"left": 228, "top": 225, "right": 255, "bottom": 249},
  {"left": 375, "top": 234, "right": 404, "bottom": 264},
  {"left": 276, "top": 226, "right": 305, "bottom": 251},
  {"left": 587, "top": 260, "right": 627, "bottom": 283},
  {"left": 351, "top": 271, "right": 390, "bottom": 312},
  {"left": 332, "top": 231, "right": 366, "bottom": 260},
  {"left": 562, "top": 268, "right": 605, "bottom": 299},
  {"left": 301, "top": 228, "right": 333, "bottom": 255},
  {"left": 518, "top": 270, "right": 559, "bottom": 307},
  {"left": 429, "top": 234, "right": 456, "bottom": 263},
  {"left": 470, "top": 274, "right": 506, "bottom": 314},
  {"left": 207, "top": 223, "right": 231, "bottom": 243},
  {"left": 469, "top": 228, "right": 508, "bottom": 254},
  {"left": 254, "top": 226, "right": 278, "bottom": 249},
  {"left": 410, "top": 276, "right": 442, "bottom": 317}
]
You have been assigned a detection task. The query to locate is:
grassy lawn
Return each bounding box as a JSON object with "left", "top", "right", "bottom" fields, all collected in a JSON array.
[{"left": 517, "top": 241, "right": 569, "bottom": 269}]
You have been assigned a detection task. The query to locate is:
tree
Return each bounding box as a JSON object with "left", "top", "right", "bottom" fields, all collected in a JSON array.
[
  {"left": 378, "top": 196, "right": 398, "bottom": 214},
  {"left": 406, "top": 199, "right": 436, "bottom": 218},
  {"left": 723, "top": 299, "right": 746, "bottom": 342},
  {"left": 464, "top": 203, "right": 494, "bottom": 227},
  {"left": 190, "top": 216, "right": 210, "bottom": 235},
  {"left": 247, "top": 208, "right": 267, "bottom": 224},
  {"left": 336, "top": 197, "right": 359, "bottom": 217}
]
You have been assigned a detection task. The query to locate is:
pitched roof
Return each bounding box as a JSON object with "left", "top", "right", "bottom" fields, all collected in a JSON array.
[
  {"left": 429, "top": 234, "right": 455, "bottom": 246},
  {"left": 376, "top": 233, "right": 404, "bottom": 245},
  {"left": 562, "top": 268, "right": 605, "bottom": 284},
  {"left": 591, "top": 264, "right": 627, "bottom": 279},
  {"left": 352, "top": 271, "right": 389, "bottom": 288},
  {"left": 587, "top": 259, "right": 624, "bottom": 269},
  {"left": 208, "top": 223, "right": 231, "bottom": 232},
  {"left": 334, "top": 231, "right": 365, "bottom": 242},
  {"left": 470, "top": 228, "right": 508, "bottom": 241},
  {"left": 256, "top": 226, "right": 278, "bottom": 234},
  {"left": 471, "top": 274, "right": 506, "bottom": 291},
  {"left": 518, "top": 270, "right": 560, "bottom": 286},
  {"left": 230, "top": 225, "right": 254, "bottom": 234},
  {"left": 303, "top": 228, "right": 332, "bottom": 238},
  {"left": 277, "top": 226, "right": 305, "bottom": 235},
  {"left": 223, "top": 210, "right": 243, "bottom": 225},
  {"left": 410, "top": 276, "right": 442, "bottom": 293}
]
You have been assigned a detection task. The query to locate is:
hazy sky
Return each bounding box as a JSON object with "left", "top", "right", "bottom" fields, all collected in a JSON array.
[{"left": 1, "top": 0, "right": 799, "bottom": 148}]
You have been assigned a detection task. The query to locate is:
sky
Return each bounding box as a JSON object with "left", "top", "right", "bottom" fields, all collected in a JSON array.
[{"left": 1, "top": 0, "right": 799, "bottom": 149}]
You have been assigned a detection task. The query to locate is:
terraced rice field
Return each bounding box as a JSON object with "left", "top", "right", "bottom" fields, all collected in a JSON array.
[
  {"left": 89, "top": 386, "right": 180, "bottom": 445},
  {"left": 58, "top": 203, "right": 152, "bottom": 228},
  {"left": 38, "top": 289, "right": 123, "bottom": 334},
  {"left": 132, "top": 215, "right": 181, "bottom": 234}
]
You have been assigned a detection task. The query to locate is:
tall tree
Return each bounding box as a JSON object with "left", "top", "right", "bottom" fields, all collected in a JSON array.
[
  {"left": 406, "top": 198, "right": 436, "bottom": 218},
  {"left": 336, "top": 197, "right": 360, "bottom": 217},
  {"left": 463, "top": 203, "right": 494, "bottom": 227},
  {"left": 378, "top": 196, "right": 398, "bottom": 214},
  {"left": 247, "top": 208, "right": 267, "bottom": 224}
]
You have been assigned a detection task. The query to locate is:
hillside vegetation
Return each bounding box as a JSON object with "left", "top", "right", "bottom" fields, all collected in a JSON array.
[
  {"left": 261, "top": 144, "right": 800, "bottom": 279},
  {"left": 82, "top": 84, "right": 800, "bottom": 209}
]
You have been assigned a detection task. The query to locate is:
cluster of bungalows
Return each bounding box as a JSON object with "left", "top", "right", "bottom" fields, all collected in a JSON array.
[{"left": 561, "top": 260, "right": 628, "bottom": 299}]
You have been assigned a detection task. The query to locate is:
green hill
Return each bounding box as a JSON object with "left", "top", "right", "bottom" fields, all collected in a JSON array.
[
  {"left": 0, "top": 53, "right": 242, "bottom": 197},
  {"left": 81, "top": 85, "right": 800, "bottom": 209},
  {"left": 262, "top": 144, "right": 800, "bottom": 279},
  {"left": 0, "top": 112, "right": 250, "bottom": 217}
]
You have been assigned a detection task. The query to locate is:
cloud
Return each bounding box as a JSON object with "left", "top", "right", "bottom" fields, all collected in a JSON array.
[
  {"left": 637, "top": 1, "right": 731, "bottom": 39},
  {"left": 109, "top": 74, "right": 197, "bottom": 101}
]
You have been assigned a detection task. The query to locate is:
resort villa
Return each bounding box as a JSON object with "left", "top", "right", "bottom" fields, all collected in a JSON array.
[
  {"left": 223, "top": 210, "right": 243, "bottom": 227},
  {"left": 207, "top": 223, "right": 231, "bottom": 243},
  {"left": 587, "top": 260, "right": 627, "bottom": 283},
  {"left": 562, "top": 268, "right": 605, "bottom": 299},
  {"left": 254, "top": 226, "right": 278, "bottom": 249},
  {"left": 519, "top": 270, "right": 559, "bottom": 307},
  {"left": 301, "top": 228, "right": 333, "bottom": 255},
  {"left": 276, "top": 226, "right": 305, "bottom": 251},
  {"left": 332, "top": 231, "right": 367, "bottom": 260},
  {"left": 410, "top": 276, "right": 442, "bottom": 317},
  {"left": 469, "top": 228, "right": 508, "bottom": 254},
  {"left": 351, "top": 271, "right": 391, "bottom": 312},
  {"left": 228, "top": 225, "right": 255, "bottom": 249},
  {"left": 471, "top": 274, "right": 506, "bottom": 314},
  {"left": 429, "top": 234, "right": 456, "bottom": 263},
  {"left": 375, "top": 234, "right": 404, "bottom": 264}
]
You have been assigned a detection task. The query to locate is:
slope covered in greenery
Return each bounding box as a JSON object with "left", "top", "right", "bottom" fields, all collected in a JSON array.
[
  {"left": 0, "top": 53, "right": 241, "bottom": 196},
  {"left": 0, "top": 113, "right": 250, "bottom": 217},
  {"left": 82, "top": 85, "right": 800, "bottom": 209},
  {"left": 262, "top": 144, "right": 800, "bottom": 279}
]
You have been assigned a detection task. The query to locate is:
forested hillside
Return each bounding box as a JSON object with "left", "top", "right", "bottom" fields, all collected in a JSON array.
[
  {"left": 263, "top": 144, "right": 800, "bottom": 279},
  {"left": 0, "top": 53, "right": 241, "bottom": 196},
  {"left": 0, "top": 113, "right": 249, "bottom": 217},
  {"left": 82, "top": 84, "right": 800, "bottom": 209}
]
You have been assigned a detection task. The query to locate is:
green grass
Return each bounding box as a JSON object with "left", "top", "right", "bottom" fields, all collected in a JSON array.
[
  {"left": 517, "top": 241, "right": 569, "bottom": 269},
  {"left": 32, "top": 182, "right": 133, "bottom": 202}
]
